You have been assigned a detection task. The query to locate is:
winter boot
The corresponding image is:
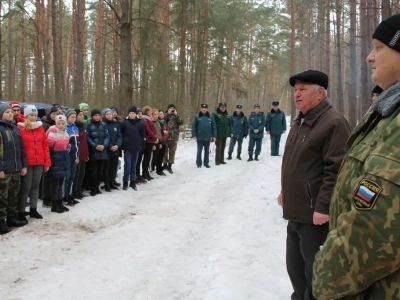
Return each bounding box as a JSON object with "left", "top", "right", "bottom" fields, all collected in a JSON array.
[
  {"left": 255, "top": 155, "right": 259, "bottom": 161},
  {"left": 61, "top": 200, "right": 70, "bottom": 212},
  {"left": 167, "top": 163, "right": 173, "bottom": 174},
  {"left": 129, "top": 181, "right": 137, "bottom": 191},
  {"left": 42, "top": 198, "right": 52, "bottom": 207},
  {"left": 29, "top": 208, "right": 43, "bottom": 219},
  {"left": 72, "top": 199, "right": 80, "bottom": 205},
  {"left": 237, "top": 153, "right": 241, "bottom": 160},
  {"left": 7, "top": 216, "right": 27, "bottom": 227},
  {"left": 90, "top": 187, "right": 97, "bottom": 197},
  {"left": 227, "top": 153, "right": 232, "bottom": 160},
  {"left": 0, "top": 220, "right": 10, "bottom": 234},
  {"left": 156, "top": 170, "right": 166, "bottom": 176},
  {"left": 143, "top": 172, "right": 154, "bottom": 181},
  {"left": 122, "top": 182, "right": 129, "bottom": 190},
  {"left": 18, "top": 212, "right": 29, "bottom": 225},
  {"left": 162, "top": 163, "right": 168, "bottom": 170},
  {"left": 247, "top": 155, "right": 253, "bottom": 162},
  {"left": 113, "top": 180, "right": 121, "bottom": 187},
  {"left": 110, "top": 183, "right": 119, "bottom": 190},
  {"left": 104, "top": 184, "right": 112, "bottom": 192}
]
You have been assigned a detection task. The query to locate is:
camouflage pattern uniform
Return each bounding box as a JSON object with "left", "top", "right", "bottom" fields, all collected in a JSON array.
[
  {"left": 163, "top": 113, "right": 183, "bottom": 165},
  {"left": 312, "top": 80, "right": 400, "bottom": 300}
]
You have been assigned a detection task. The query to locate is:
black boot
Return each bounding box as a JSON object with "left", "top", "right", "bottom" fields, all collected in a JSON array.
[
  {"left": 156, "top": 170, "right": 166, "bottom": 176},
  {"left": 247, "top": 155, "right": 253, "bottom": 162},
  {"left": 104, "top": 184, "right": 112, "bottom": 192},
  {"left": 61, "top": 200, "right": 69, "bottom": 212},
  {"left": 110, "top": 183, "right": 119, "bottom": 190},
  {"left": 90, "top": 187, "right": 97, "bottom": 196},
  {"left": 227, "top": 153, "right": 232, "bottom": 160},
  {"left": 0, "top": 220, "right": 10, "bottom": 234},
  {"left": 237, "top": 153, "right": 241, "bottom": 160},
  {"left": 162, "top": 163, "right": 167, "bottom": 170},
  {"left": 129, "top": 181, "right": 137, "bottom": 191},
  {"left": 122, "top": 182, "right": 128, "bottom": 190},
  {"left": 143, "top": 172, "right": 154, "bottom": 180},
  {"left": 42, "top": 198, "right": 52, "bottom": 207},
  {"left": 29, "top": 208, "right": 43, "bottom": 219},
  {"left": 255, "top": 155, "right": 259, "bottom": 161},
  {"left": 7, "top": 216, "right": 28, "bottom": 227},
  {"left": 113, "top": 180, "right": 121, "bottom": 187},
  {"left": 18, "top": 212, "right": 29, "bottom": 225},
  {"left": 167, "top": 163, "right": 173, "bottom": 174}
]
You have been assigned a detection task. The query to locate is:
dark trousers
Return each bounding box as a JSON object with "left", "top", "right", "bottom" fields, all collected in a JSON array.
[
  {"left": 156, "top": 144, "right": 167, "bottom": 172},
  {"left": 196, "top": 140, "right": 211, "bottom": 167},
  {"left": 215, "top": 137, "right": 227, "bottom": 164},
  {"left": 104, "top": 156, "right": 118, "bottom": 187},
  {"left": 151, "top": 145, "right": 160, "bottom": 171},
  {"left": 228, "top": 137, "right": 244, "bottom": 154},
  {"left": 270, "top": 134, "right": 282, "bottom": 156},
  {"left": 0, "top": 172, "right": 21, "bottom": 220},
  {"left": 286, "top": 221, "right": 329, "bottom": 300},
  {"left": 41, "top": 171, "right": 51, "bottom": 202},
  {"left": 142, "top": 144, "right": 153, "bottom": 175},
  {"left": 82, "top": 162, "right": 91, "bottom": 190},
  {"left": 64, "top": 156, "right": 77, "bottom": 198},
  {"left": 136, "top": 151, "right": 143, "bottom": 177},
  {"left": 248, "top": 138, "right": 262, "bottom": 156},
  {"left": 123, "top": 150, "right": 139, "bottom": 182},
  {"left": 89, "top": 160, "right": 104, "bottom": 188},
  {"left": 49, "top": 177, "right": 64, "bottom": 204},
  {"left": 73, "top": 161, "right": 86, "bottom": 196}
]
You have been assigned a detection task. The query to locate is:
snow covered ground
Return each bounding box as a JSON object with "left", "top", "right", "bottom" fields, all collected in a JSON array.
[{"left": 1, "top": 134, "right": 292, "bottom": 300}]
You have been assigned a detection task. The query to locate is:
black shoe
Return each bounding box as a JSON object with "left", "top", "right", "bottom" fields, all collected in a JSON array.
[
  {"left": 255, "top": 155, "right": 259, "bottom": 161},
  {"left": 61, "top": 200, "right": 70, "bottom": 212},
  {"left": 72, "top": 199, "right": 80, "bottom": 205},
  {"left": 143, "top": 173, "right": 154, "bottom": 180},
  {"left": 237, "top": 153, "right": 241, "bottom": 160},
  {"left": 167, "top": 163, "right": 173, "bottom": 174},
  {"left": 100, "top": 185, "right": 106, "bottom": 189},
  {"left": 197, "top": 165, "right": 201, "bottom": 168},
  {"left": 205, "top": 165, "right": 211, "bottom": 168},
  {"left": 0, "top": 220, "right": 10, "bottom": 234},
  {"left": 42, "top": 199, "right": 52, "bottom": 207},
  {"left": 51, "top": 200, "right": 63, "bottom": 213},
  {"left": 216, "top": 163, "right": 220, "bottom": 165},
  {"left": 90, "top": 188, "right": 97, "bottom": 196},
  {"left": 129, "top": 181, "right": 137, "bottom": 191},
  {"left": 113, "top": 180, "right": 121, "bottom": 187},
  {"left": 221, "top": 161, "right": 227, "bottom": 164},
  {"left": 29, "top": 208, "right": 43, "bottom": 219},
  {"left": 123, "top": 182, "right": 129, "bottom": 190},
  {"left": 162, "top": 163, "right": 168, "bottom": 170},
  {"left": 105, "top": 187, "right": 112, "bottom": 192},
  {"left": 156, "top": 171, "right": 166, "bottom": 176},
  {"left": 110, "top": 184, "right": 119, "bottom": 190},
  {"left": 247, "top": 155, "right": 253, "bottom": 161},
  {"left": 227, "top": 153, "right": 232, "bottom": 160},
  {"left": 96, "top": 187, "right": 102, "bottom": 194},
  {"left": 7, "top": 216, "right": 27, "bottom": 227},
  {"left": 18, "top": 212, "right": 29, "bottom": 225}
]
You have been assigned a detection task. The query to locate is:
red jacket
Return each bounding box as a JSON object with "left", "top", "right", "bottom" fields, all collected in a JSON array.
[
  {"left": 142, "top": 116, "right": 158, "bottom": 144},
  {"left": 18, "top": 121, "right": 51, "bottom": 167}
]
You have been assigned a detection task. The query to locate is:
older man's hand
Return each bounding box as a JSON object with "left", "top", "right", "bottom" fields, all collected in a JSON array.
[{"left": 313, "top": 212, "right": 329, "bottom": 225}]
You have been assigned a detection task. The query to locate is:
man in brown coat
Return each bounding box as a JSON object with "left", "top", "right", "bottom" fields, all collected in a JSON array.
[{"left": 278, "top": 70, "right": 351, "bottom": 300}]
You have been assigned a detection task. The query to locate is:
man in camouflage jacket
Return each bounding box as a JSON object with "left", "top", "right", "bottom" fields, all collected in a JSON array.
[
  {"left": 163, "top": 104, "right": 183, "bottom": 174},
  {"left": 312, "top": 13, "right": 400, "bottom": 300}
]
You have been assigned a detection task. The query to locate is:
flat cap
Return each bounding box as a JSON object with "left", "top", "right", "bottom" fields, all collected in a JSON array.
[
  {"left": 254, "top": 104, "right": 260, "bottom": 108},
  {"left": 272, "top": 101, "right": 279, "bottom": 106},
  {"left": 289, "top": 70, "right": 329, "bottom": 89},
  {"left": 236, "top": 104, "right": 243, "bottom": 109},
  {"left": 201, "top": 103, "right": 208, "bottom": 108},
  {"left": 218, "top": 102, "right": 227, "bottom": 107}
]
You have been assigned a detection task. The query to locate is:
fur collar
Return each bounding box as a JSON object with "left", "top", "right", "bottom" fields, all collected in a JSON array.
[
  {"left": 371, "top": 80, "right": 400, "bottom": 117},
  {"left": 233, "top": 111, "right": 244, "bottom": 117},
  {"left": 199, "top": 112, "right": 210, "bottom": 117}
]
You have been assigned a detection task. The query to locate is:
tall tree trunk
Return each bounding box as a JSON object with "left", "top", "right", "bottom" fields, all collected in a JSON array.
[
  {"left": 95, "top": 0, "right": 105, "bottom": 107},
  {"left": 73, "top": 0, "right": 85, "bottom": 107},
  {"left": 290, "top": 0, "right": 296, "bottom": 123},
  {"left": 347, "top": 0, "right": 357, "bottom": 128},
  {"left": 51, "top": 0, "right": 65, "bottom": 104},
  {"left": 324, "top": 0, "right": 331, "bottom": 77},
  {"left": 335, "top": 0, "right": 344, "bottom": 113},
  {"left": 18, "top": 0, "right": 27, "bottom": 101},
  {"left": 381, "top": 0, "right": 391, "bottom": 20},
  {"left": 178, "top": 0, "right": 187, "bottom": 111},
  {"left": 360, "top": 0, "right": 370, "bottom": 117},
  {"left": 7, "top": 0, "right": 15, "bottom": 99},
  {"left": 119, "top": 0, "right": 133, "bottom": 107},
  {"left": 0, "top": 0, "right": 3, "bottom": 99}
]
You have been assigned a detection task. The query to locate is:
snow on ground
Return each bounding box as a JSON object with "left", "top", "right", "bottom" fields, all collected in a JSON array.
[{"left": 0, "top": 134, "right": 292, "bottom": 300}]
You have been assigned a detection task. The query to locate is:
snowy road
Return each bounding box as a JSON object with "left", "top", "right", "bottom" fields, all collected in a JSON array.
[{"left": 1, "top": 137, "right": 292, "bottom": 300}]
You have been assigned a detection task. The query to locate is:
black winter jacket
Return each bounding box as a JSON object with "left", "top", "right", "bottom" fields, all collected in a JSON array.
[
  {"left": 120, "top": 117, "right": 146, "bottom": 152},
  {"left": 86, "top": 119, "right": 110, "bottom": 161},
  {"left": 0, "top": 120, "right": 27, "bottom": 172}
]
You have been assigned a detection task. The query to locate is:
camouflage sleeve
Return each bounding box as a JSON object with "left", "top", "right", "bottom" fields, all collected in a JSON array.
[
  {"left": 312, "top": 158, "right": 400, "bottom": 299},
  {"left": 176, "top": 115, "right": 184, "bottom": 126}
]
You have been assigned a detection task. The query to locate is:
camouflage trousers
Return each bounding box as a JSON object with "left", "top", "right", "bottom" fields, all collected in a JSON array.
[
  {"left": 0, "top": 172, "right": 21, "bottom": 221},
  {"left": 163, "top": 140, "right": 178, "bottom": 164}
]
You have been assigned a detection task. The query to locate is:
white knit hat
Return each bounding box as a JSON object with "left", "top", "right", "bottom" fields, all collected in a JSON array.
[
  {"left": 24, "top": 105, "right": 38, "bottom": 117},
  {"left": 55, "top": 115, "right": 67, "bottom": 124}
]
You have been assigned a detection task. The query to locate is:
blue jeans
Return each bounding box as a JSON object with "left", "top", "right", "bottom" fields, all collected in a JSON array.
[
  {"left": 248, "top": 138, "right": 262, "bottom": 156},
  {"left": 228, "top": 137, "right": 244, "bottom": 154},
  {"left": 196, "top": 140, "right": 211, "bottom": 167},
  {"left": 123, "top": 150, "right": 140, "bottom": 182},
  {"left": 270, "top": 134, "right": 282, "bottom": 156},
  {"left": 64, "top": 157, "right": 77, "bottom": 197}
]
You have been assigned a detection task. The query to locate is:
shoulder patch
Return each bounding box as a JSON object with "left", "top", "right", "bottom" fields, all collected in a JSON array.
[{"left": 353, "top": 179, "right": 382, "bottom": 211}]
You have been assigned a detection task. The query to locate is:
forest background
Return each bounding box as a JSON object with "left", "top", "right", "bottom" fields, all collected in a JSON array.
[{"left": 1, "top": 0, "right": 399, "bottom": 127}]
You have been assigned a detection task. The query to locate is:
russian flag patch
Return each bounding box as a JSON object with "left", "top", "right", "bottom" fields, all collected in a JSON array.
[{"left": 353, "top": 179, "right": 382, "bottom": 211}]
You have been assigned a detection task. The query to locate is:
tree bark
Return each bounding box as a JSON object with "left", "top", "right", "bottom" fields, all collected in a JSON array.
[
  {"left": 335, "top": 0, "right": 344, "bottom": 113},
  {"left": 51, "top": 0, "right": 65, "bottom": 104},
  {"left": 290, "top": 0, "right": 296, "bottom": 124},
  {"left": 73, "top": 0, "right": 85, "bottom": 107}
]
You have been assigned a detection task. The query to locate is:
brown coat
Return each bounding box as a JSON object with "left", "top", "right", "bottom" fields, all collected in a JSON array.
[{"left": 281, "top": 98, "right": 351, "bottom": 224}]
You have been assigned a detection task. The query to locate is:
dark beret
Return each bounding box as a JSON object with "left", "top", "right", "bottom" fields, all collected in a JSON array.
[
  {"left": 289, "top": 70, "right": 329, "bottom": 89},
  {"left": 371, "top": 85, "right": 383, "bottom": 95}
]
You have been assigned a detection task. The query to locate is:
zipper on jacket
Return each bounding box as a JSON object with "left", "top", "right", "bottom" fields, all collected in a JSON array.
[
  {"left": 9, "top": 127, "right": 18, "bottom": 171},
  {"left": 307, "top": 180, "right": 313, "bottom": 208}
]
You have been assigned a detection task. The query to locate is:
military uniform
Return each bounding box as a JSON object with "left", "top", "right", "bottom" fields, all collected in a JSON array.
[
  {"left": 313, "top": 80, "right": 400, "bottom": 300},
  {"left": 247, "top": 106, "right": 265, "bottom": 160},
  {"left": 228, "top": 104, "right": 248, "bottom": 159},
  {"left": 266, "top": 101, "right": 286, "bottom": 156},
  {"left": 163, "top": 105, "right": 184, "bottom": 168},
  {"left": 212, "top": 102, "right": 231, "bottom": 165}
]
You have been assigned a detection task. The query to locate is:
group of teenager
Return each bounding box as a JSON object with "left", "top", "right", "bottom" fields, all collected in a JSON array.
[
  {"left": 191, "top": 101, "right": 286, "bottom": 167},
  {"left": 0, "top": 101, "right": 183, "bottom": 234}
]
